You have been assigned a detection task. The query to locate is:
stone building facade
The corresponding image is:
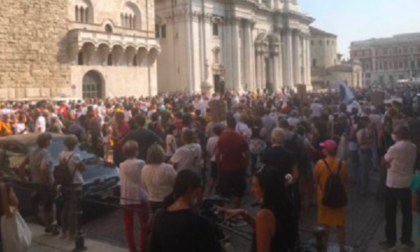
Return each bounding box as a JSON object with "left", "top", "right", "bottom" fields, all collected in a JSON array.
[
  {"left": 351, "top": 32, "right": 420, "bottom": 87},
  {"left": 155, "top": 0, "right": 313, "bottom": 94},
  {"left": 310, "top": 27, "right": 362, "bottom": 90},
  {"left": 0, "top": 0, "right": 159, "bottom": 100}
]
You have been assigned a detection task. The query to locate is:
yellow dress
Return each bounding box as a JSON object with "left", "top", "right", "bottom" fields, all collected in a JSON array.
[{"left": 314, "top": 157, "right": 348, "bottom": 226}]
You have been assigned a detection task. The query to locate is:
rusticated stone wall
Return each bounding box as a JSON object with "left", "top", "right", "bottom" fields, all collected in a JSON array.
[{"left": 0, "top": 0, "right": 71, "bottom": 99}]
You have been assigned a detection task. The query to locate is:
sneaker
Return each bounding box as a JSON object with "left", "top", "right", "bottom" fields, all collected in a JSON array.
[
  {"left": 401, "top": 241, "right": 415, "bottom": 250},
  {"left": 379, "top": 241, "right": 396, "bottom": 252}
]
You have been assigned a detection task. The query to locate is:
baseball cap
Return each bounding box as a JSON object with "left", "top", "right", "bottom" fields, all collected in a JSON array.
[{"left": 319, "top": 140, "right": 337, "bottom": 153}]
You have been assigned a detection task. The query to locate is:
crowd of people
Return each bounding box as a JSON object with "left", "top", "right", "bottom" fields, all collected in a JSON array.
[{"left": 1, "top": 87, "right": 420, "bottom": 252}]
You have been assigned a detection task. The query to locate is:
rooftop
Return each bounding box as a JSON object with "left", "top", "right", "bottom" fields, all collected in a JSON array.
[
  {"left": 351, "top": 32, "right": 420, "bottom": 47},
  {"left": 310, "top": 27, "right": 337, "bottom": 38}
]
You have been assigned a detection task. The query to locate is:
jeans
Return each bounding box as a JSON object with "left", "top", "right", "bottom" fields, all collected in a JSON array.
[
  {"left": 358, "top": 149, "right": 372, "bottom": 194},
  {"left": 123, "top": 203, "right": 150, "bottom": 252},
  {"left": 385, "top": 187, "right": 412, "bottom": 245},
  {"left": 60, "top": 188, "right": 81, "bottom": 236}
]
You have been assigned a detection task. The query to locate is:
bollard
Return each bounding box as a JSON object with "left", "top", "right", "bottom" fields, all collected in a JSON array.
[
  {"left": 73, "top": 192, "right": 87, "bottom": 252},
  {"left": 313, "top": 226, "right": 326, "bottom": 252}
]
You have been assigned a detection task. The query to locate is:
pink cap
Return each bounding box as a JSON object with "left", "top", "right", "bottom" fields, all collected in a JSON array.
[{"left": 320, "top": 140, "right": 338, "bottom": 153}]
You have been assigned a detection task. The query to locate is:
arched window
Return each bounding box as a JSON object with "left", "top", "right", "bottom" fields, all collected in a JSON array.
[
  {"left": 105, "top": 24, "right": 113, "bottom": 33},
  {"left": 75, "top": 0, "right": 94, "bottom": 23},
  {"left": 121, "top": 2, "right": 141, "bottom": 29}
]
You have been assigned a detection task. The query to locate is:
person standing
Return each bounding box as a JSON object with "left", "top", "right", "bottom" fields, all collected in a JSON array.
[
  {"left": 381, "top": 126, "right": 417, "bottom": 251},
  {"left": 19, "top": 133, "right": 58, "bottom": 234},
  {"left": 120, "top": 141, "right": 149, "bottom": 252},
  {"left": 170, "top": 129, "right": 202, "bottom": 174},
  {"left": 58, "top": 135, "right": 86, "bottom": 239},
  {"left": 314, "top": 140, "right": 348, "bottom": 252},
  {"left": 141, "top": 144, "right": 176, "bottom": 213},
  {"left": 123, "top": 115, "right": 163, "bottom": 161},
  {"left": 216, "top": 116, "right": 250, "bottom": 209},
  {"left": 205, "top": 125, "right": 222, "bottom": 196},
  {"left": 112, "top": 112, "right": 130, "bottom": 167},
  {"left": 356, "top": 116, "right": 373, "bottom": 196}
]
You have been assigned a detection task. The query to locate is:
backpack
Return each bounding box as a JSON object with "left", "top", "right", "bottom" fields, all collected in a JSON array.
[
  {"left": 322, "top": 159, "right": 347, "bottom": 208},
  {"left": 54, "top": 153, "right": 77, "bottom": 187}
]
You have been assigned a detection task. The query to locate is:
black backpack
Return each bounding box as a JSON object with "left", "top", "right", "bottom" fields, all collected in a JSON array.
[
  {"left": 54, "top": 153, "right": 76, "bottom": 187},
  {"left": 322, "top": 159, "right": 347, "bottom": 208}
]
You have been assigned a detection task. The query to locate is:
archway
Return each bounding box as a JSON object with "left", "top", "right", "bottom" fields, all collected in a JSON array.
[{"left": 82, "top": 70, "right": 104, "bottom": 99}]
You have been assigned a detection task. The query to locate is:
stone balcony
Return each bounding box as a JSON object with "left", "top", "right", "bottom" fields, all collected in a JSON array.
[{"left": 67, "top": 29, "right": 160, "bottom": 66}]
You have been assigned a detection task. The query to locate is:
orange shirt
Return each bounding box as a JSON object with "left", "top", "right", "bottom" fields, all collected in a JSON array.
[{"left": 0, "top": 121, "right": 12, "bottom": 136}]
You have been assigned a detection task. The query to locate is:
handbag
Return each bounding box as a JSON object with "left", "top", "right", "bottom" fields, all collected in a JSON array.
[{"left": 1, "top": 207, "right": 32, "bottom": 252}]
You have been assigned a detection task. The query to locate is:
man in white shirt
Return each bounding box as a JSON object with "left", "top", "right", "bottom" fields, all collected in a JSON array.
[
  {"left": 381, "top": 125, "right": 417, "bottom": 250},
  {"left": 310, "top": 98, "right": 324, "bottom": 118},
  {"left": 35, "top": 110, "right": 47, "bottom": 134},
  {"left": 171, "top": 129, "right": 202, "bottom": 174}
]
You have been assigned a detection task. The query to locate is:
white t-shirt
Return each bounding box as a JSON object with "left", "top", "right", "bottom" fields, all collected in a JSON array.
[
  {"left": 35, "top": 116, "right": 46, "bottom": 133},
  {"left": 119, "top": 159, "right": 148, "bottom": 205},
  {"left": 310, "top": 103, "right": 323, "bottom": 118},
  {"left": 170, "top": 144, "right": 202, "bottom": 173},
  {"left": 206, "top": 136, "right": 219, "bottom": 162},
  {"left": 385, "top": 140, "right": 417, "bottom": 188},
  {"left": 141, "top": 163, "right": 176, "bottom": 202},
  {"left": 59, "top": 151, "right": 84, "bottom": 185}
]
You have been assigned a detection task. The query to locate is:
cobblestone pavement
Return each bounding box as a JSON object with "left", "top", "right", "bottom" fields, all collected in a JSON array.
[{"left": 60, "top": 170, "right": 417, "bottom": 252}]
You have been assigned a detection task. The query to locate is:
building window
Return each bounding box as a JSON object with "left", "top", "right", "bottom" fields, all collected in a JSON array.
[
  {"left": 312, "top": 59, "right": 317, "bottom": 67},
  {"left": 379, "top": 62, "right": 383, "bottom": 70},
  {"left": 121, "top": 3, "right": 141, "bottom": 30},
  {"left": 107, "top": 54, "right": 113, "bottom": 66},
  {"left": 326, "top": 40, "right": 330, "bottom": 46},
  {"left": 105, "top": 24, "right": 113, "bottom": 33},
  {"left": 77, "top": 52, "right": 83, "bottom": 65},
  {"left": 319, "top": 40, "right": 322, "bottom": 46},
  {"left": 389, "top": 75, "right": 394, "bottom": 83},
  {"left": 155, "top": 25, "right": 166, "bottom": 39},
  {"left": 399, "top": 75, "right": 404, "bottom": 80},
  {"left": 311, "top": 40, "right": 314, "bottom": 46},
  {"left": 366, "top": 73, "right": 371, "bottom": 78},
  {"left": 379, "top": 76, "right": 384, "bottom": 83},
  {"left": 161, "top": 25, "right": 166, "bottom": 38},
  {"left": 212, "top": 23, "right": 219, "bottom": 36}
]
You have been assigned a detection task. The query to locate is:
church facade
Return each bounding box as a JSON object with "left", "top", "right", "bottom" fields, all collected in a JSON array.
[
  {"left": 0, "top": 0, "right": 159, "bottom": 100},
  {"left": 155, "top": 0, "right": 314, "bottom": 94}
]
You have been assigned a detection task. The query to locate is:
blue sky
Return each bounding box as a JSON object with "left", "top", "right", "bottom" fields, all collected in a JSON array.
[{"left": 299, "top": 0, "right": 420, "bottom": 58}]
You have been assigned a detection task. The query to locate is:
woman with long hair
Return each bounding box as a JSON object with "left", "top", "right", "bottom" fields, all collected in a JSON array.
[
  {"left": 222, "top": 167, "right": 296, "bottom": 252},
  {"left": 149, "top": 170, "right": 220, "bottom": 252}
]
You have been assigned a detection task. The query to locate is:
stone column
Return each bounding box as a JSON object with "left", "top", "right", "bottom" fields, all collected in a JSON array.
[
  {"left": 255, "top": 46, "right": 260, "bottom": 91},
  {"left": 231, "top": 17, "right": 242, "bottom": 92},
  {"left": 284, "top": 29, "right": 294, "bottom": 88},
  {"left": 250, "top": 21, "right": 257, "bottom": 91},
  {"left": 261, "top": 46, "right": 267, "bottom": 91},
  {"left": 303, "top": 35, "right": 311, "bottom": 86},
  {"left": 293, "top": 30, "right": 302, "bottom": 85},
  {"left": 271, "top": 40, "right": 281, "bottom": 91},
  {"left": 244, "top": 21, "right": 252, "bottom": 92},
  {"left": 277, "top": 33, "right": 283, "bottom": 90},
  {"left": 301, "top": 35, "right": 307, "bottom": 84},
  {"left": 223, "top": 18, "right": 232, "bottom": 90}
]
